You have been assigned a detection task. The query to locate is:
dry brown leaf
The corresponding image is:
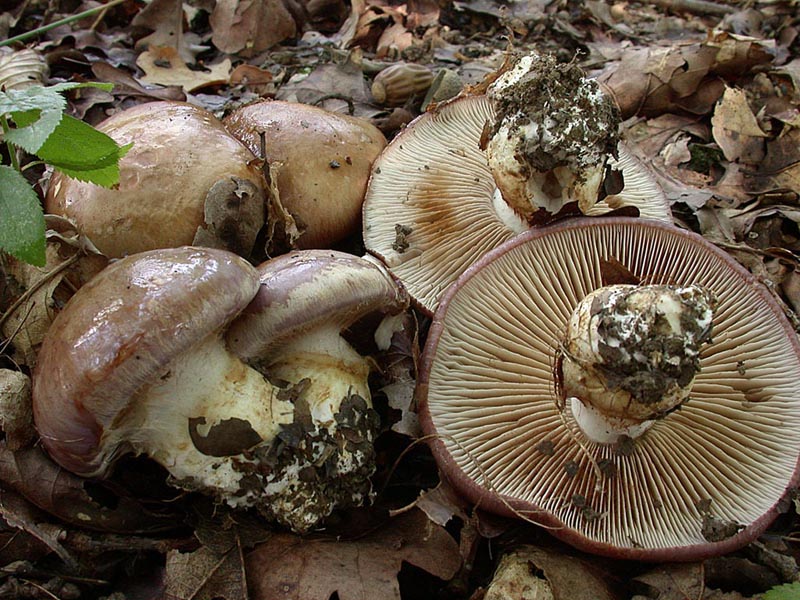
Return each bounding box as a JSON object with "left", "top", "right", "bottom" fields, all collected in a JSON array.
[
  {"left": 131, "top": 0, "right": 207, "bottom": 64},
  {"left": 0, "top": 370, "right": 34, "bottom": 450},
  {"left": 210, "top": 0, "right": 298, "bottom": 56},
  {"left": 246, "top": 509, "right": 461, "bottom": 600},
  {"left": 1, "top": 218, "right": 108, "bottom": 368},
  {"left": 137, "top": 46, "right": 231, "bottom": 93},
  {"left": 596, "top": 32, "right": 775, "bottom": 118},
  {"left": 413, "top": 481, "right": 469, "bottom": 527},
  {"left": 711, "top": 86, "right": 769, "bottom": 163},
  {"left": 486, "top": 545, "right": 621, "bottom": 600},
  {"left": 165, "top": 544, "right": 247, "bottom": 600},
  {"left": 0, "top": 444, "right": 175, "bottom": 534},
  {"left": 92, "top": 61, "right": 186, "bottom": 101}
]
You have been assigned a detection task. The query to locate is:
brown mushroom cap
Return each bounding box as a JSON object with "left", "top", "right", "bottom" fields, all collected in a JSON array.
[
  {"left": 223, "top": 100, "right": 387, "bottom": 249},
  {"left": 45, "top": 101, "right": 267, "bottom": 259},
  {"left": 226, "top": 250, "right": 409, "bottom": 363},
  {"left": 417, "top": 217, "right": 800, "bottom": 561},
  {"left": 32, "top": 246, "right": 259, "bottom": 477},
  {"left": 363, "top": 94, "right": 670, "bottom": 315}
]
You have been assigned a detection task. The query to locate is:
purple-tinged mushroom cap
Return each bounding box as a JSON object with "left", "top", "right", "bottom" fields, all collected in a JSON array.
[{"left": 32, "top": 247, "right": 260, "bottom": 477}]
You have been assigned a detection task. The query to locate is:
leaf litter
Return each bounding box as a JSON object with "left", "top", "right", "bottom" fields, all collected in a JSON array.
[{"left": 1, "top": 0, "right": 800, "bottom": 597}]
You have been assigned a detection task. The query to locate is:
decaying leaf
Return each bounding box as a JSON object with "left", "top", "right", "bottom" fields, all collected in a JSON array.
[
  {"left": 137, "top": 46, "right": 232, "bottom": 93},
  {"left": 165, "top": 543, "right": 247, "bottom": 600},
  {"left": 595, "top": 31, "right": 775, "bottom": 118},
  {"left": 165, "top": 508, "right": 272, "bottom": 600},
  {"left": 246, "top": 509, "right": 461, "bottom": 600},
  {"left": 0, "top": 369, "right": 34, "bottom": 450},
  {"left": 0, "top": 444, "right": 175, "bottom": 534},
  {"left": 711, "top": 86, "right": 768, "bottom": 163},
  {"left": 485, "top": 545, "right": 620, "bottom": 600},
  {"left": 209, "top": 0, "right": 299, "bottom": 56}
]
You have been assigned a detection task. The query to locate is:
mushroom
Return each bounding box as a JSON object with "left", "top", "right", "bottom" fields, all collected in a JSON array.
[
  {"left": 417, "top": 217, "right": 800, "bottom": 560},
  {"left": 223, "top": 100, "right": 387, "bottom": 250},
  {"left": 224, "top": 249, "right": 409, "bottom": 530},
  {"left": 45, "top": 102, "right": 267, "bottom": 259},
  {"left": 363, "top": 91, "right": 670, "bottom": 314},
  {"left": 485, "top": 53, "right": 620, "bottom": 218},
  {"left": 32, "top": 246, "right": 408, "bottom": 532}
]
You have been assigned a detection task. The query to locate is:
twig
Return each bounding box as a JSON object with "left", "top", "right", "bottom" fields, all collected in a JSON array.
[
  {"left": 0, "top": 0, "right": 128, "bottom": 47},
  {"left": 640, "top": 0, "right": 737, "bottom": 15}
]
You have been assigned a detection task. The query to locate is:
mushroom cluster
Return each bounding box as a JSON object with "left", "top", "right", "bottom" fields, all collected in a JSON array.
[
  {"left": 417, "top": 217, "right": 800, "bottom": 560},
  {"left": 363, "top": 52, "right": 671, "bottom": 314},
  {"left": 46, "top": 102, "right": 267, "bottom": 259},
  {"left": 32, "top": 246, "right": 408, "bottom": 532}
]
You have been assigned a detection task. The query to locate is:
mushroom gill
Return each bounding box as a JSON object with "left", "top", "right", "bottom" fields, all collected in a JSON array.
[{"left": 417, "top": 217, "right": 800, "bottom": 560}]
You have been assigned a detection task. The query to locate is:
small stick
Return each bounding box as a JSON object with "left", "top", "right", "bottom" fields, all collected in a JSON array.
[
  {"left": 0, "top": 0, "right": 128, "bottom": 47},
  {"left": 642, "top": 0, "right": 737, "bottom": 15}
]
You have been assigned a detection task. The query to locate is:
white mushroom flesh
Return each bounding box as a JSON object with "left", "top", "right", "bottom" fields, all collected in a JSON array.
[
  {"left": 486, "top": 54, "right": 620, "bottom": 216},
  {"left": 562, "top": 283, "right": 715, "bottom": 442}
]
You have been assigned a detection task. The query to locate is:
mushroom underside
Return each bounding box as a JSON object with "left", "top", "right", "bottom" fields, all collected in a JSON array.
[
  {"left": 418, "top": 217, "right": 800, "bottom": 560},
  {"left": 363, "top": 94, "right": 670, "bottom": 314}
]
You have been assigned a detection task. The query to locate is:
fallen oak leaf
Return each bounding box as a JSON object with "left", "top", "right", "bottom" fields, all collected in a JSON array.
[
  {"left": 246, "top": 509, "right": 461, "bottom": 600},
  {"left": 0, "top": 443, "right": 176, "bottom": 534},
  {"left": 136, "top": 46, "right": 231, "bottom": 93}
]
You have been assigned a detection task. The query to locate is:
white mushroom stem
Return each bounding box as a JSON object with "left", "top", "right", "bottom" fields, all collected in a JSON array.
[
  {"left": 561, "top": 284, "right": 715, "bottom": 444},
  {"left": 485, "top": 53, "right": 620, "bottom": 218},
  {"left": 114, "top": 334, "right": 293, "bottom": 505},
  {"left": 259, "top": 325, "right": 373, "bottom": 426}
]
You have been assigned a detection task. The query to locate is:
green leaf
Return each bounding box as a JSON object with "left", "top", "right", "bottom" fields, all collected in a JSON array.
[
  {"left": 0, "top": 83, "right": 114, "bottom": 155},
  {"left": 0, "top": 165, "right": 46, "bottom": 266},
  {"left": 763, "top": 582, "right": 800, "bottom": 600},
  {"left": 37, "top": 114, "right": 131, "bottom": 187},
  {"left": 0, "top": 86, "right": 66, "bottom": 154}
]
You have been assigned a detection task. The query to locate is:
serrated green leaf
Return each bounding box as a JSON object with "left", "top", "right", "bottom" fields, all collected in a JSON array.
[
  {"left": 54, "top": 159, "right": 125, "bottom": 188},
  {"left": 0, "top": 165, "right": 46, "bottom": 266},
  {"left": 0, "top": 86, "right": 66, "bottom": 154},
  {"left": 48, "top": 81, "right": 114, "bottom": 94},
  {"left": 37, "top": 114, "right": 130, "bottom": 175},
  {"left": 763, "top": 582, "right": 800, "bottom": 600}
]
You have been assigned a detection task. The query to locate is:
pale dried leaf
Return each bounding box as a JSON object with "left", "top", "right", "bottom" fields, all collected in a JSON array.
[
  {"left": 137, "top": 46, "right": 231, "bottom": 93},
  {"left": 165, "top": 544, "right": 246, "bottom": 600},
  {"left": 210, "top": 0, "right": 297, "bottom": 56},
  {"left": 711, "top": 87, "right": 767, "bottom": 162}
]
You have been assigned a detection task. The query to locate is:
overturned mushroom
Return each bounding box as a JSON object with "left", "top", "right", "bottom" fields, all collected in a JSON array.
[
  {"left": 363, "top": 55, "right": 670, "bottom": 314},
  {"left": 32, "top": 247, "right": 408, "bottom": 532},
  {"left": 224, "top": 100, "right": 386, "bottom": 250},
  {"left": 486, "top": 53, "right": 620, "bottom": 217},
  {"left": 417, "top": 217, "right": 800, "bottom": 560},
  {"left": 46, "top": 102, "right": 267, "bottom": 259}
]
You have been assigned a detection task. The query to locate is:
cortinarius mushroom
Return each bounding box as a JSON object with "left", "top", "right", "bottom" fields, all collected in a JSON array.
[
  {"left": 363, "top": 55, "right": 670, "bottom": 314},
  {"left": 223, "top": 100, "right": 387, "bottom": 249},
  {"left": 45, "top": 102, "right": 267, "bottom": 259},
  {"left": 485, "top": 53, "right": 620, "bottom": 217},
  {"left": 32, "top": 246, "right": 408, "bottom": 532},
  {"left": 417, "top": 217, "right": 800, "bottom": 560}
]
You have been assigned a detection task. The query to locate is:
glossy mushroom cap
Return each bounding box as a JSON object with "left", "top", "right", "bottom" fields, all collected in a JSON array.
[
  {"left": 223, "top": 100, "right": 387, "bottom": 249},
  {"left": 32, "top": 246, "right": 259, "bottom": 477},
  {"left": 417, "top": 217, "right": 800, "bottom": 561},
  {"left": 227, "top": 249, "right": 409, "bottom": 363},
  {"left": 363, "top": 94, "right": 670, "bottom": 315},
  {"left": 45, "top": 102, "right": 267, "bottom": 259}
]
